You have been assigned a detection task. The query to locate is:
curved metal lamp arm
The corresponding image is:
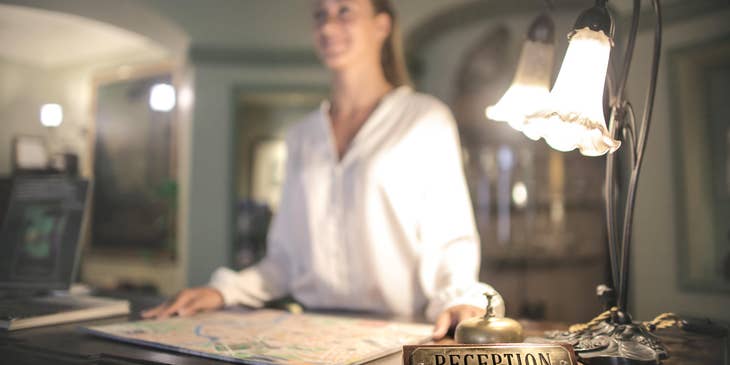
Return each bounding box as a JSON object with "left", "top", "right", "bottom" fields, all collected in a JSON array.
[
  {"left": 605, "top": 105, "right": 621, "bottom": 291},
  {"left": 617, "top": 0, "right": 663, "bottom": 313},
  {"left": 605, "top": 0, "right": 641, "bottom": 294},
  {"left": 615, "top": 0, "right": 642, "bottom": 103},
  {"left": 623, "top": 102, "right": 638, "bottom": 166}
]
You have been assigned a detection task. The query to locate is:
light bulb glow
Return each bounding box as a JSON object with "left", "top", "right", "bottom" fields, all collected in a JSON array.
[
  {"left": 40, "top": 104, "right": 63, "bottom": 127},
  {"left": 512, "top": 181, "right": 528, "bottom": 207},
  {"left": 524, "top": 28, "right": 620, "bottom": 156},
  {"left": 149, "top": 83, "right": 176, "bottom": 112},
  {"left": 486, "top": 40, "right": 554, "bottom": 131}
]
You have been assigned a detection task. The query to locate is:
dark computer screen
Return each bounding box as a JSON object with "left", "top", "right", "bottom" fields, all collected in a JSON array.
[
  {"left": 0, "top": 177, "right": 88, "bottom": 291},
  {"left": 0, "top": 177, "right": 11, "bottom": 227}
]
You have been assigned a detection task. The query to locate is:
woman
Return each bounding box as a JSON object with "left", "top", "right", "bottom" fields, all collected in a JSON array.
[{"left": 143, "top": 0, "right": 504, "bottom": 340}]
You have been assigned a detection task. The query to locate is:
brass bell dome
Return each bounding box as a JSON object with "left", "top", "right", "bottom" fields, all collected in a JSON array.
[{"left": 454, "top": 291, "right": 524, "bottom": 344}]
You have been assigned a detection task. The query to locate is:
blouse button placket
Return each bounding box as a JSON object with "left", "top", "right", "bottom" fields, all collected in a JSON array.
[{"left": 331, "top": 163, "right": 346, "bottom": 292}]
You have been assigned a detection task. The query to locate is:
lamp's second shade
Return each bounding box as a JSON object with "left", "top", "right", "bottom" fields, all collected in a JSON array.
[
  {"left": 486, "top": 39, "right": 554, "bottom": 133},
  {"left": 524, "top": 27, "right": 620, "bottom": 156}
]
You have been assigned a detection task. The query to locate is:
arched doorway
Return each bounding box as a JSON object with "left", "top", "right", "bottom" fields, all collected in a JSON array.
[{"left": 0, "top": 2, "right": 190, "bottom": 295}]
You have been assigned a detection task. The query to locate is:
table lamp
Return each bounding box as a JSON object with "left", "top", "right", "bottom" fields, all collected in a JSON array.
[{"left": 486, "top": 0, "right": 666, "bottom": 363}]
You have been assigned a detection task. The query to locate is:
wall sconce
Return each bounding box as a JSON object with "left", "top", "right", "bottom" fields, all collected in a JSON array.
[
  {"left": 40, "top": 103, "right": 63, "bottom": 127},
  {"left": 149, "top": 83, "right": 176, "bottom": 112},
  {"left": 494, "top": 0, "right": 667, "bottom": 363}
]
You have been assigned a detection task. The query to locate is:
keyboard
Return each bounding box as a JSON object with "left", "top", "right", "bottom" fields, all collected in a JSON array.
[{"left": 0, "top": 298, "right": 76, "bottom": 320}]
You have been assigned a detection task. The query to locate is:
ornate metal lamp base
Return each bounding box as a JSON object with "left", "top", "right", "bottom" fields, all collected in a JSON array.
[{"left": 530, "top": 312, "right": 668, "bottom": 365}]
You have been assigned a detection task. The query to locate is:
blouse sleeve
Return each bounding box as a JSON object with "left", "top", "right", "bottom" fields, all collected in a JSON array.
[
  {"left": 208, "top": 133, "right": 298, "bottom": 308},
  {"left": 415, "top": 104, "right": 506, "bottom": 322}
]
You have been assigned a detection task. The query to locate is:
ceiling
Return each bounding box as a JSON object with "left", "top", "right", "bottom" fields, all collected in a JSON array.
[
  {"left": 0, "top": 4, "right": 165, "bottom": 68},
  {"left": 0, "top": 0, "right": 697, "bottom": 69}
]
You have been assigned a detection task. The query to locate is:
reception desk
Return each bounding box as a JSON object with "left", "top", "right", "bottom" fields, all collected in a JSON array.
[{"left": 0, "top": 293, "right": 725, "bottom": 365}]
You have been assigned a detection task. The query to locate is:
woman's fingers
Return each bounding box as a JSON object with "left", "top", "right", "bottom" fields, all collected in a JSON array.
[
  {"left": 178, "top": 287, "right": 224, "bottom": 316},
  {"left": 458, "top": 307, "right": 483, "bottom": 324},
  {"left": 140, "top": 303, "right": 165, "bottom": 318},
  {"left": 432, "top": 305, "right": 486, "bottom": 340},
  {"left": 432, "top": 311, "right": 453, "bottom": 340},
  {"left": 141, "top": 290, "right": 194, "bottom": 319},
  {"left": 141, "top": 297, "right": 181, "bottom": 318},
  {"left": 141, "top": 287, "right": 225, "bottom": 319},
  {"left": 178, "top": 295, "right": 215, "bottom": 317},
  {"left": 157, "top": 290, "right": 197, "bottom": 318}
]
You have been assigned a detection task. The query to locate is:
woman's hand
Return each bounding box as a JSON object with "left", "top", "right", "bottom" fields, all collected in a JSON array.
[
  {"left": 432, "top": 304, "right": 485, "bottom": 340},
  {"left": 141, "top": 287, "right": 224, "bottom": 319}
]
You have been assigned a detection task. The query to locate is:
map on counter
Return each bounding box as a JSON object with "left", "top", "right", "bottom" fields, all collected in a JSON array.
[{"left": 80, "top": 309, "right": 433, "bottom": 365}]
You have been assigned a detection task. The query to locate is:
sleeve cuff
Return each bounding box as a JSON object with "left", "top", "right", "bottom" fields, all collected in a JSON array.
[
  {"left": 208, "top": 267, "right": 244, "bottom": 307},
  {"left": 207, "top": 257, "right": 291, "bottom": 309}
]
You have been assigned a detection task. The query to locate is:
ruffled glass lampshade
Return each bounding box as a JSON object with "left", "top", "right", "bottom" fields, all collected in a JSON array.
[
  {"left": 486, "top": 41, "right": 554, "bottom": 132},
  {"left": 524, "top": 27, "right": 620, "bottom": 156},
  {"left": 487, "top": 14, "right": 555, "bottom": 134}
]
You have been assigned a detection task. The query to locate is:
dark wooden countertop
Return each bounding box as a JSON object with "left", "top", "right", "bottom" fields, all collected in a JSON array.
[{"left": 1, "top": 295, "right": 725, "bottom": 365}]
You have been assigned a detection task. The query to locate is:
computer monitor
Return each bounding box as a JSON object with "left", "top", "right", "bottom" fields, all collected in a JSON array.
[
  {"left": 0, "top": 177, "right": 89, "bottom": 291},
  {"left": 0, "top": 177, "right": 11, "bottom": 227}
]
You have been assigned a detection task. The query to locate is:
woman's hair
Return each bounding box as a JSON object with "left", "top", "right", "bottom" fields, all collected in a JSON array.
[{"left": 371, "top": 0, "right": 411, "bottom": 87}]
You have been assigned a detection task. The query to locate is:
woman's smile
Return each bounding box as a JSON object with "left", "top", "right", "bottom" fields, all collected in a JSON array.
[{"left": 318, "top": 35, "right": 350, "bottom": 59}]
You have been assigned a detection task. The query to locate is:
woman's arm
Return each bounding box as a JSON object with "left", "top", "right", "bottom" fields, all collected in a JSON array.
[
  {"left": 143, "top": 132, "right": 300, "bottom": 318},
  {"left": 414, "top": 105, "right": 505, "bottom": 338}
]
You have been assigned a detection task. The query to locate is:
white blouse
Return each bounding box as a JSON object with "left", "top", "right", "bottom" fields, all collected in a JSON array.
[{"left": 209, "top": 86, "right": 504, "bottom": 321}]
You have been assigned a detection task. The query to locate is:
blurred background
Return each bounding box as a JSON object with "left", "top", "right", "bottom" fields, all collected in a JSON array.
[{"left": 0, "top": 0, "right": 728, "bottom": 325}]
